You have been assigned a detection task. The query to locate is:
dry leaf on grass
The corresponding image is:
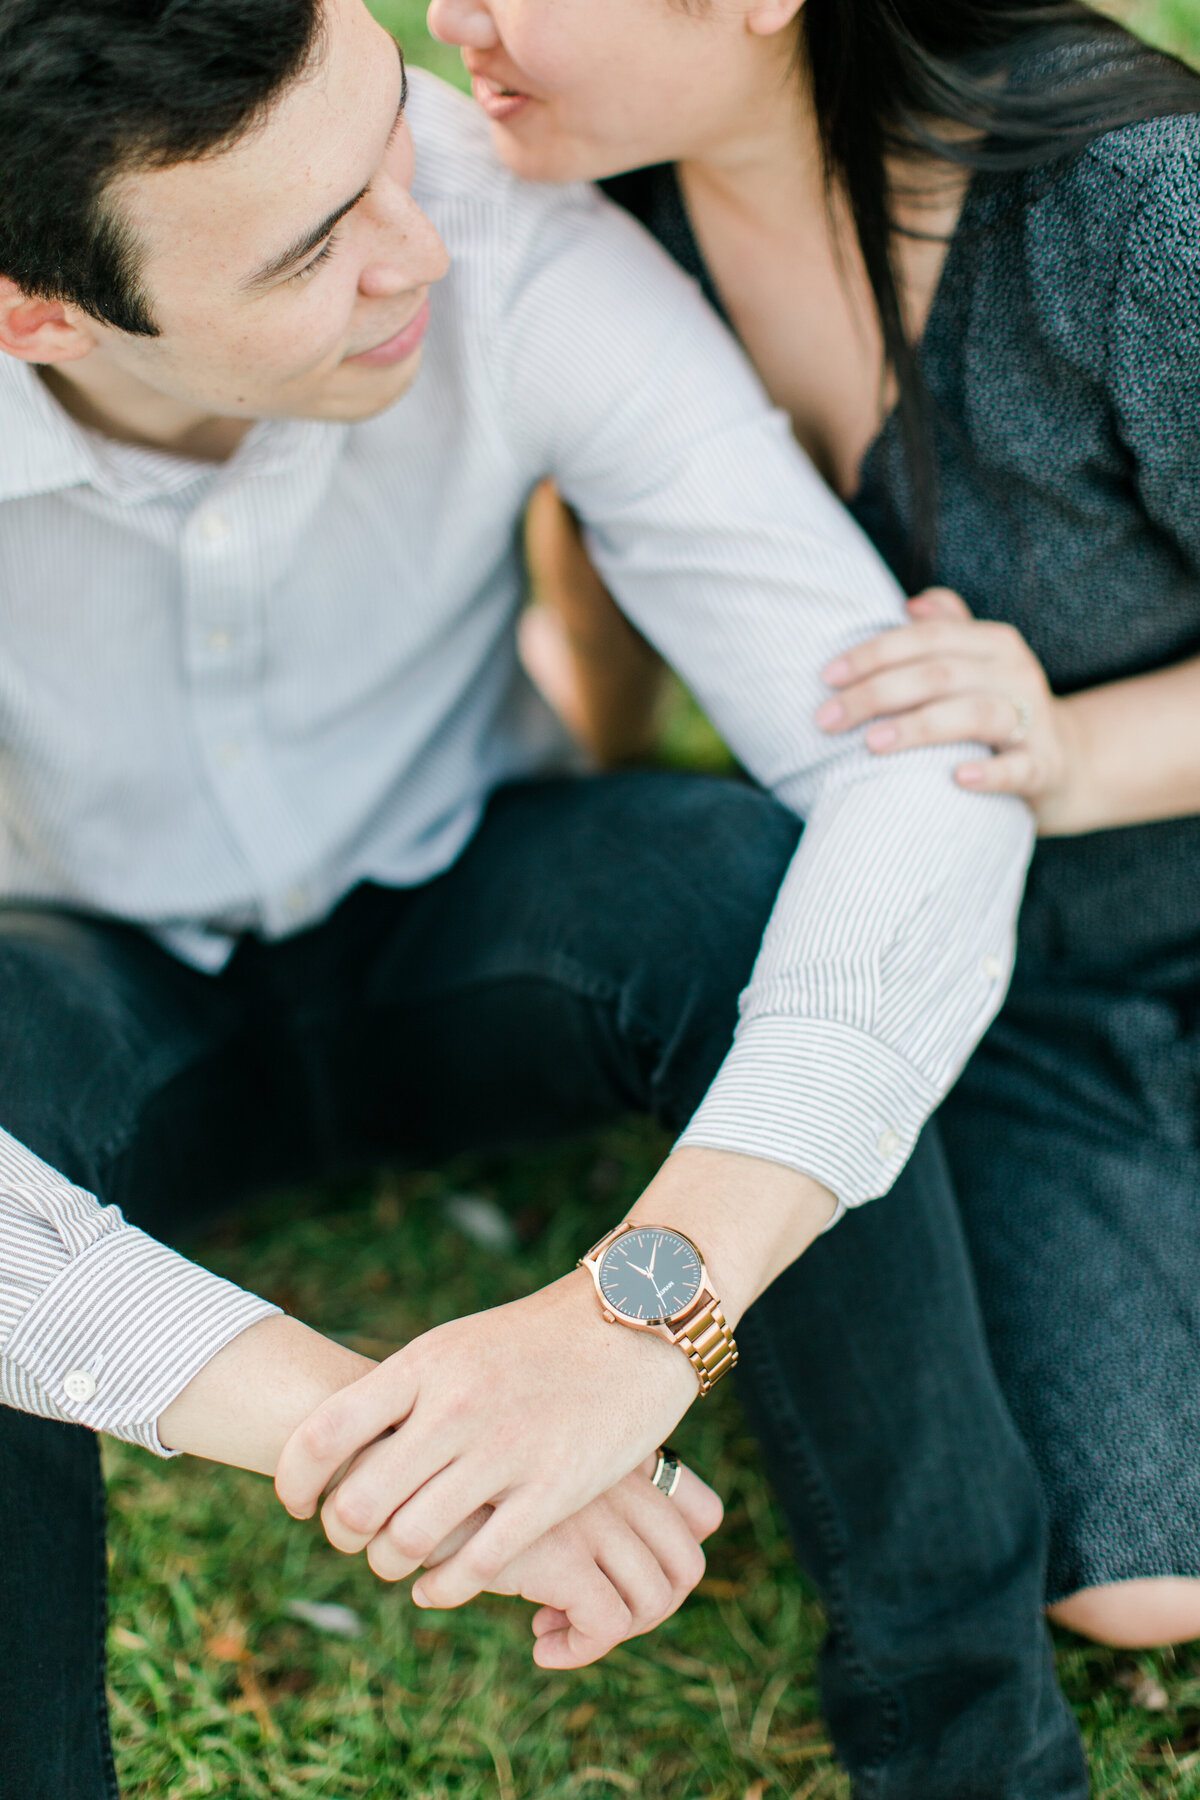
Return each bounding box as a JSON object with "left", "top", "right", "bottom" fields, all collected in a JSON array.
[
  {"left": 1116, "top": 1668, "right": 1169, "bottom": 1712},
  {"left": 284, "top": 1599, "right": 364, "bottom": 1638}
]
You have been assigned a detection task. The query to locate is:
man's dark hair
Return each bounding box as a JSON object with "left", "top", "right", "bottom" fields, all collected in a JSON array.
[{"left": 0, "top": 0, "right": 322, "bottom": 335}]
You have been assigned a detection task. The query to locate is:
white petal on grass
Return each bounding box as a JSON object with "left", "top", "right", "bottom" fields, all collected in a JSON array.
[
  {"left": 284, "top": 1600, "right": 364, "bottom": 1638},
  {"left": 441, "top": 1192, "right": 518, "bottom": 1254}
]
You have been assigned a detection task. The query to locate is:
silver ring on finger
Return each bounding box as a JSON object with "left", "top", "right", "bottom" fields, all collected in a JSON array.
[
  {"left": 651, "top": 1446, "right": 682, "bottom": 1498},
  {"left": 1007, "top": 695, "right": 1034, "bottom": 746}
]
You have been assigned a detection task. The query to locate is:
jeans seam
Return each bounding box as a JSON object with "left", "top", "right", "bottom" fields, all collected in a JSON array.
[
  {"left": 90, "top": 1434, "right": 121, "bottom": 1800},
  {"left": 738, "top": 1307, "right": 905, "bottom": 1795}
]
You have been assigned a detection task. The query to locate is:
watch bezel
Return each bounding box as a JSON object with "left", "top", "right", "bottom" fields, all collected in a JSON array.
[{"left": 595, "top": 1224, "right": 705, "bottom": 1327}]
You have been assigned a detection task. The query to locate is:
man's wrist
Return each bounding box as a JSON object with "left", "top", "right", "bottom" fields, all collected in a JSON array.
[
  {"left": 158, "top": 1314, "right": 376, "bottom": 1477},
  {"left": 620, "top": 1146, "right": 837, "bottom": 1329}
]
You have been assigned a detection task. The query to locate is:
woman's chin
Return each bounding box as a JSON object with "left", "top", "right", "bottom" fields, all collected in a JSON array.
[{"left": 484, "top": 118, "right": 603, "bottom": 186}]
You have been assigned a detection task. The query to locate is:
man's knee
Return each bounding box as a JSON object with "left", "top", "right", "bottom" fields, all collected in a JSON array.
[
  {"left": 0, "top": 907, "right": 169, "bottom": 1182},
  {"left": 1050, "top": 1577, "right": 1200, "bottom": 1647},
  {"left": 596, "top": 771, "right": 800, "bottom": 976}
]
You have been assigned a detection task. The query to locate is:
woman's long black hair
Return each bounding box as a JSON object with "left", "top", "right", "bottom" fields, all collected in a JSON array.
[{"left": 802, "top": 0, "right": 1200, "bottom": 581}]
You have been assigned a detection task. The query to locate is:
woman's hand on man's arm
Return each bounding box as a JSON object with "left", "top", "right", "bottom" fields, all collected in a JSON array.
[{"left": 816, "top": 586, "right": 1200, "bottom": 836}]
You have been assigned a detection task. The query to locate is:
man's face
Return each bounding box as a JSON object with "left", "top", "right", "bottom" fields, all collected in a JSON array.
[{"left": 84, "top": 0, "right": 450, "bottom": 424}]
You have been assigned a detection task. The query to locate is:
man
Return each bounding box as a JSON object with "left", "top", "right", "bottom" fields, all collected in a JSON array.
[{"left": 0, "top": 0, "right": 1087, "bottom": 1794}]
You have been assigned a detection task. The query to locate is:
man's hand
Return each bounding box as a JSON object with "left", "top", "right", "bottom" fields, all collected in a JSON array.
[
  {"left": 274, "top": 1270, "right": 699, "bottom": 1611},
  {"left": 274, "top": 1148, "right": 835, "bottom": 1610},
  {"left": 414, "top": 1456, "right": 723, "bottom": 1669}
]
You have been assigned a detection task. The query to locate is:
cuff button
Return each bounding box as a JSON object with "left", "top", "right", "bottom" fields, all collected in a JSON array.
[
  {"left": 63, "top": 1368, "right": 98, "bottom": 1404},
  {"left": 875, "top": 1128, "right": 902, "bottom": 1160}
]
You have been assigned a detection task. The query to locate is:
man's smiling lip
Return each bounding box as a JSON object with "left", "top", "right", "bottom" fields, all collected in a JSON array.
[{"left": 346, "top": 297, "right": 431, "bottom": 367}]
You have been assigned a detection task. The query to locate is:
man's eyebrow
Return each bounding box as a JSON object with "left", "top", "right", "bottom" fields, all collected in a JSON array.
[{"left": 242, "top": 44, "right": 408, "bottom": 291}]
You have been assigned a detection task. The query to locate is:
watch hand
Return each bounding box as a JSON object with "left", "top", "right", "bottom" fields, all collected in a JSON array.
[{"left": 648, "top": 1239, "right": 659, "bottom": 1278}]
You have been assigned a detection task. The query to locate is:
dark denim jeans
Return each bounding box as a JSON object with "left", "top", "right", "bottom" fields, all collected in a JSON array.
[{"left": 0, "top": 772, "right": 1086, "bottom": 1799}]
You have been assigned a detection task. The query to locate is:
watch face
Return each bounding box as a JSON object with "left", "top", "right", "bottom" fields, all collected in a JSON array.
[{"left": 598, "top": 1228, "right": 703, "bottom": 1325}]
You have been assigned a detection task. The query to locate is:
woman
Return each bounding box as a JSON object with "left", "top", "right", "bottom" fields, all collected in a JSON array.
[{"left": 426, "top": 0, "right": 1200, "bottom": 1649}]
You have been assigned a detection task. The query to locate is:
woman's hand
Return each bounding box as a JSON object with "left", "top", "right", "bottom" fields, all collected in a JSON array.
[
  {"left": 412, "top": 1456, "right": 722, "bottom": 1670},
  {"left": 816, "top": 588, "right": 1087, "bottom": 834}
]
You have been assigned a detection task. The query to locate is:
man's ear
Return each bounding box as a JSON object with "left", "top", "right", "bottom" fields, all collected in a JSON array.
[
  {"left": 746, "top": 0, "right": 806, "bottom": 38},
  {"left": 0, "top": 278, "right": 99, "bottom": 366}
]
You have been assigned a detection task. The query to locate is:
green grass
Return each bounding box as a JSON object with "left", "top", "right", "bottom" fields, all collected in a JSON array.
[
  {"left": 105, "top": 2, "right": 1200, "bottom": 1794},
  {"left": 108, "top": 1136, "right": 1200, "bottom": 1799}
]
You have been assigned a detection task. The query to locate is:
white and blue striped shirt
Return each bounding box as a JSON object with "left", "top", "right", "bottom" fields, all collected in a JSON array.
[{"left": 0, "top": 71, "right": 1032, "bottom": 1451}]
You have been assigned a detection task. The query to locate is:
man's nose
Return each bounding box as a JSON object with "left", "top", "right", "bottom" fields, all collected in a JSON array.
[
  {"left": 426, "top": 0, "right": 499, "bottom": 52},
  {"left": 359, "top": 194, "right": 451, "bottom": 298}
]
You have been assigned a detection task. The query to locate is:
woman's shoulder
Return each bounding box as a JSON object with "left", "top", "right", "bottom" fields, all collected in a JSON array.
[
  {"left": 981, "top": 108, "right": 1200, "bottom": 336},
  {"left": 1084, "top": 105, "right": 1200, "bottom": 183},
  {"left": 1047, "top": 108, "right": 1200, "bottom": 250}
]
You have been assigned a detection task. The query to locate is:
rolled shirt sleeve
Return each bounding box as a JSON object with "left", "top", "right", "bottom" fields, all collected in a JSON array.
[
  {"left": 494, "top": 182, "right": 1034, "bottom": 1207},
  {"left": 0, "top": 1128, "right": 279, "bottom": 1452}
]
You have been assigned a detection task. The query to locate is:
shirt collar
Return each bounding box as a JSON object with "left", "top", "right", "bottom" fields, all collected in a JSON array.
[
  {"left": 0, "top": 356, "right": 97, "bottom": 502},
  {"left": 0, "top": 353, "right": 343, "bottom": 505}
]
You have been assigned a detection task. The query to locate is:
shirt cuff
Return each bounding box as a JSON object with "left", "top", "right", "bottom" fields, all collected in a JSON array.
[
  {"left": 2, "top": 1222, "right": 280, "bottom": 1456},
  {"left": 676, "top": 1014, "right": 940, "bottom": 1210}
]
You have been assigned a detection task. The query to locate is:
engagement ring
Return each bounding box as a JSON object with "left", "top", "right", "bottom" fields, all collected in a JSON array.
[{"left": 1008, "top": 697, "right": 1034, "bottom": 745}]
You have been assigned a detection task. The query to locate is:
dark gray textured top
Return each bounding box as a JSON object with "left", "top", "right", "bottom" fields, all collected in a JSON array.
[{"left": 604, "top": 111, "right": 1200, "bottom": 986}]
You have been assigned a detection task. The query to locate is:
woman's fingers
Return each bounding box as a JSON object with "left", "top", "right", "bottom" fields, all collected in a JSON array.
[
  {"left": 819, "top": 658, "right": 1006, "bottom": 735},
  {"left": 859, "top": 691, "right": 1032, "bottom": 754},
  {"left": 957, "top": 749, "right": 1041, "bottom": 796},
  {"left": 906, "top": 586, "right": 974, "bottom": 621}
]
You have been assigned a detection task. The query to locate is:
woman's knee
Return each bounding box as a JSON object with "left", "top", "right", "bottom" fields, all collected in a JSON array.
[{"left": 1049, "top": 1577, "right": 1200, "bottom": 1647}]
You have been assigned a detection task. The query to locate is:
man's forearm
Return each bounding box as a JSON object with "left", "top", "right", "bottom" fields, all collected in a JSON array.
[
  {"left": 158, "top": 1314, "right": 375, "bottom": 1476},
  {"left": 625, "top": 1144, "right": 838, "bottom": 1327}
]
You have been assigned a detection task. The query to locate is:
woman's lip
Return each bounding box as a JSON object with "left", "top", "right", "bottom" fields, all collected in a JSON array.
[
  {"left": 346, "top": 298, "right": 431, "bottom": 368},
  {"left": 471, "top": 74, "right": 533, "bottom": 123}
]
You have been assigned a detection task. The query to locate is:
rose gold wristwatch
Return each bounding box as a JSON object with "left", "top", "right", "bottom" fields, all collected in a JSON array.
[{"left": 579, "top": 1221, "right": 737, "bottom": 1396}]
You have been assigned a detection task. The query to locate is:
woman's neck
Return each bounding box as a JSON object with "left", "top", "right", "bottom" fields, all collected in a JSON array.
[
  {"left": 681, "top": 47, "right": 966, "bottom": 250},
  {"left": 678, "top": 43, "right": 827, "bottom": 236}
]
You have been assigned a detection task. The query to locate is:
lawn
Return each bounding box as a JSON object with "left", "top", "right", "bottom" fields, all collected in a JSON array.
[{"left": 105, "top": 4, "right": 1200, "bottom": 1797}]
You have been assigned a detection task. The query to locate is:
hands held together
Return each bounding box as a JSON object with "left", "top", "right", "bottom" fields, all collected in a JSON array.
[
  {"left": 818, "top": 587, "right": 1088, "bottom": 835},
  {"left": 274, "top": 1272, "right": 722, "bottom": 1668}
]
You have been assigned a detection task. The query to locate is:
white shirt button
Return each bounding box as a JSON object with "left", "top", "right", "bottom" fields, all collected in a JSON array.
[
  {"left": 218, "top": 740, "right": 243, "bottom": 767},
  {"left": 207, "top": 629, "right": 234, "bottom": 653},
  {"left": 981, "top": 955, "right": 1003, "bottom": 981},
  {"left": 876, "top": 1128, "right": 902, "bottom": 1160},
  {"left": 284, "top": 884, "right": 309, "bottom": 918},
  {"left": 199, "top": 511, "right": 230, "bottom": 543},
  {"left": 63, "top": 1368, "right": 97, "bottom": 1403}
]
